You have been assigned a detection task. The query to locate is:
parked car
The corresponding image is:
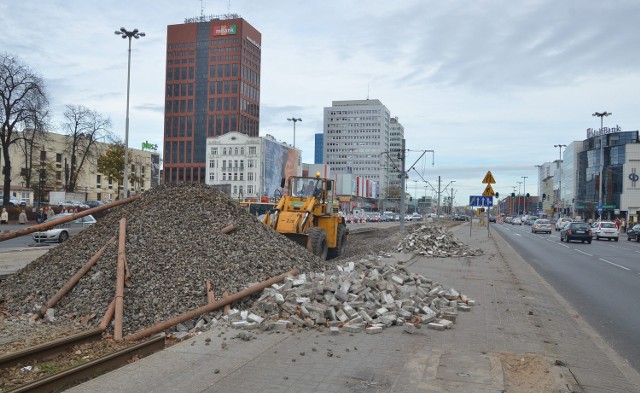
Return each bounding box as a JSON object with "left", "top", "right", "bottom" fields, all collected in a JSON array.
[
  {"left": 531, "top": 219, "right": 552, "bottom": 234},
  {"left": 32, "top": 213, "right": 97, "bottom": 243},
  {"left": 555, "top": 217, "right": 572, "bottom": 231},
  {"left": 560, "top": 222, "right": 592, "bottom": 243},
  {"left": 0, "top": 194, "right": 21, "bottom": 206},
  {"left": 85, "top": 200, "right": 106, "bottom": 208},
  {"left": 504, "top": 216, "right": 513, "bottom": 224},
  {"left": 512, "top": 217, "right": 523, "bottom": 225},
  {"left": 367, "top": 213, "right": 381, "bottom": 223},
  {"left": 591, "top": 221, "right": 619, "bottom": 241},
  {"left": 58, "top": 200, "right": 90, "bottom": 210},
  {"left": 627, "top": 224, "right": 640, "bottom": 242},
  {"left": 525, "top": 216, "right": 538, "bottom": 225},
  {"left": 411, "top": 213, "right": 423, "bottom": 221}
]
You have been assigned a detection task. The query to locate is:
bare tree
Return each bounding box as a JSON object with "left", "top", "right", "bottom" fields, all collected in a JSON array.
[
  {"left": 0, "top": 53, "right": 48, "bottom": 206},
  {"left": 60, "top": 105, "right": 112, "bottom": 192},
  {"left": 17, "top": 96, "right": 52, "bottom": 188}
]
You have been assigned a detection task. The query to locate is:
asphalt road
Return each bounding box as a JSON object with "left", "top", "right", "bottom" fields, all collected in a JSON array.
[{"left": 493, "top": 221, "right": 640, "bottom": 373}]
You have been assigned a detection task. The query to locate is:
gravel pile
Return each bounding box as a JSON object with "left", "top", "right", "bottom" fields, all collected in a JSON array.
[
  {"left": 396, "top": 224, "right": 484, "bottom": 257},
  {"left": 0, "top": 184, "right": 326, "bottom": 335}
]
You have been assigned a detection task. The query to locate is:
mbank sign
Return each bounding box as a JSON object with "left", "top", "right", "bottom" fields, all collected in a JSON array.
[{"left": 214, "top": 24, "right": 237, "bottom": 36}]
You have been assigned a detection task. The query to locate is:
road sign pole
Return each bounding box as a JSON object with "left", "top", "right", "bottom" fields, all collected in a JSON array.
[{"left": 487, "top": 198, "right": 491, "bottom": 237}]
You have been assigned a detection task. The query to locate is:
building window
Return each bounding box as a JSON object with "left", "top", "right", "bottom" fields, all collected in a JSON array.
[
  {"left": 248, "top": 172, "right": 254, "bottom": 181},
  {"left": 249, "top": 146, "right": 256, "bottom": 155},
  {"left": 247, "top": 185, "right": 253, "bottom": 194}
]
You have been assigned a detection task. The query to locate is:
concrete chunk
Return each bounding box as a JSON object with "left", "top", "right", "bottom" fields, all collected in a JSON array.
[
  {"left": 427, "top": 322, "right": 445, "bottom": 331},
  {"left": 365, "top": 326, "right": 383, "bottom": 334},
  {"left": 330, "top": 326, "right": 340, "bottom": 335},
  {"left": 404, "top": 323, "right": 416, "bottom": 334}
]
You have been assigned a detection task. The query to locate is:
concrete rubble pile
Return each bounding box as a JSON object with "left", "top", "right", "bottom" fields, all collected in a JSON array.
[
  {"left": 396, "top": 224, "right": 484, "bottom": 257},
  {"left": 188, "top": 256, "right": 476, "bottom": 337}
]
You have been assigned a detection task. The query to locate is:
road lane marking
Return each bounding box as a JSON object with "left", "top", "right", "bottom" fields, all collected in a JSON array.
[
  {"left": 514, "top": 233, "right": 522, "bottom": 237},
  {"left": 599, "top": 258, "right": 631, "bottom": 271},
  {"left": 559, "top": 243, "right": 569, "bottom": 248},
  {"left": 574, "top": 249, "right": 593, "bottom": 256}
]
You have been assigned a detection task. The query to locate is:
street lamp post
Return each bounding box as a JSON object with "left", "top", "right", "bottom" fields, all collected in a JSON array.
[
  {"left": 287, "top": 117, "right": 302, "bottom": 149},
  {"left": 115, "top": 27, "right": 145, "bottom": 199},
  {"left": 522, "top": 176, "right": 528, "bottom": 215},
  {"left": 592, "top": 111, "right": 611, "bottom": 219},
  {"left": 554, "top": 144, "right": 566, "bottom": 217},
  {"left": 516, "top": 181, "right": 522, "bottom": 215}
]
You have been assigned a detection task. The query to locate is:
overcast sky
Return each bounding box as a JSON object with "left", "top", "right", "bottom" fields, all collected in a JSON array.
[{"left": 2, "top": 0, "right": 639, "bottom": 205}]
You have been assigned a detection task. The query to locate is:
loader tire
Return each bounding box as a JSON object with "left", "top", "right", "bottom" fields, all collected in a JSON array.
[
  {"left": 327, "top": 224, "right": 347, "bottom": 259},
  {"left": 307, "top": 227, "right": 328, "bottom": 260}
]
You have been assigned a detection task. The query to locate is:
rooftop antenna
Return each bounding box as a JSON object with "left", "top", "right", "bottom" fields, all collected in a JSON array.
[
  {"left": 200, "top": 0, "right": 204, "bottom": 17},
  {"left": 228, "top": 0, "right": 231, "bottom": 14},
  {"left": 366, "top": 78, "right": 370, "bottom": 100}
]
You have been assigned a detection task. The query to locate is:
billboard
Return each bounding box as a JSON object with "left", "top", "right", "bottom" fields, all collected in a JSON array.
[
  {"left": 214, "top": 24, "right": 237, "bottom": 36},
  {"left": 262, "top": 139, "right": 299, "bottom": 200}
]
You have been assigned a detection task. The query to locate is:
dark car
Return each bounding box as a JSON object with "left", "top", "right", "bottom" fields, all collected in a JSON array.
[
  {"left": 627, "top": 224, "right": 640, "bottom": 242},
  {"left": 560, "top": 222, "right": 592, "bottom": 243}
]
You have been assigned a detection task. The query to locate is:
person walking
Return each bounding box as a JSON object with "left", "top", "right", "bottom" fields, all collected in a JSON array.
[
  {"left": 615, "top": 217, "right": 620, "bottom": 230},
  {"left": 46, "top": 206, "right": 55, "bottom": 219},
  {"left": 18, "top": 208, "right": 28, "bottom": 224},
  {"left": 620, "top": 218, "right": 627, "bottom": 234},
  {"left": 0, "top": 208, "right": 8, "bottom": 224}
]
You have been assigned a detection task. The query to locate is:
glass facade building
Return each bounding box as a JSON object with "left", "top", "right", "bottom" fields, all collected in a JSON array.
[{"left": 575, "top": 130, "right": 639, "bottom": 220}]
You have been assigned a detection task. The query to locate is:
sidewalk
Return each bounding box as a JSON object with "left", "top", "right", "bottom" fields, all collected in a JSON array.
[{"left": 65, "top": 222, "right": 640, "bottom": 393}]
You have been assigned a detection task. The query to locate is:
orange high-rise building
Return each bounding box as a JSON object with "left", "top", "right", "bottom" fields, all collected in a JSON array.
[{"left": 163, "top": 15, "right": 261, "bottom": 183}]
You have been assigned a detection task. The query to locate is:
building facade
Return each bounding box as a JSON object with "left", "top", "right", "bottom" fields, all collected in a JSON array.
[
  {"left": 388, "top": 117, "right": 404, "bottom": 190},
  {"left": 323, "top": 99, "right": 390, "bottom": 195},
  {"left": 314, "top": 133, "right": 323, "bottom": 164},
  {"left": 2, "top": 131, "right": 155, "bottom": 205},
  {"left": 205, "top": 132, "right": 299, "bottom": 202},
  {"left": 575, "top": 130, "right": 640, "bottom": 222},
  {"left": 163, "top": 14, "right": 261, "bottom": 184}
]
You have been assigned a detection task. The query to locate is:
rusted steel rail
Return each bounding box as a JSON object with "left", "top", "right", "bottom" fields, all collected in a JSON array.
[
  {"left": 0, "top": 329, "right": 164, "bottom": 393},
  {"left": 0, "top": 195, "right": 141, "bottom": 242},
  {"left": 0, "top": 327, "right": 105, "bottom": 370}
]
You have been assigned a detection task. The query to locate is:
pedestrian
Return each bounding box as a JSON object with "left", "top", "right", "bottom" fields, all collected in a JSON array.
[
  {"left": 620, "top": 218, "right": 626, "bottom": 234},
  {"left": 18, "top": 208, "right": 28, "bottom": 224},
  {"left": 37, "top": 208, "right": 46, "bottom": 223},
  {"left": 615, "top": 217, "right": 620, "bottom": 230},
  {"left": 0, "top": 208, "right": 8, "bottom": 224},
  {"left": 46, "top": 206, "right": 55, "bottom": 219}
]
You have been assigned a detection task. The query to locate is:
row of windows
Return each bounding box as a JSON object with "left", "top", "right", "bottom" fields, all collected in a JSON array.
[
  {"left": 164, "top": 141, "right": 193, "bottom": 164},
  {"left": 164, "top": 166, "right": 207, "bottom": 184},
  {"left": 164, "top": 116, "right": 194, "bottom": 138},
  {"left": 208, "top": 159, "right": 256, "bottom": 169},
  {"left": 208, "top": 173, "right": 257, "bottom": 185},
  {"left": 210, "top": 63, "right": 239, "bottom": 78},
  {"left": 209, "top": 80, "right": 239, "bottom": 95},
  {"left": 329, "top": 110, "right": 381, "bottom": 115},
  {"left": 210, "top": 146, "right": 258, "bottom": 156},
  {"left": 168, "top": 38, "right": 241, "bottom": 50},
  {"left": 327, "top": 127, "right": 385, "bottom": 132}
]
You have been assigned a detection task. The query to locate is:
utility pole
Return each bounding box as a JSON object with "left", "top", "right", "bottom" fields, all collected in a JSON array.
[
  {"left": 517, "top": 181, "right": 522, "bottom": 215},
  {"left": 399, "top": 139, "right": 406, "bottom": 232},
  {"left": 522, "top": 176, "right": 528, "bottom": 215}
]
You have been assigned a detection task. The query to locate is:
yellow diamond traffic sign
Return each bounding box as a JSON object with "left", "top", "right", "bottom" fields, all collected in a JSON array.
[
  {"left": 482, "top": 171, "right": 496, "bottom": 184},
  {"left": 482, "top": 183, "right": 495, "bottom": 196}
]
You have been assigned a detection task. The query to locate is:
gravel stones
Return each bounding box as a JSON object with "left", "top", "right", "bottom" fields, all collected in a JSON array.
[
  {"left": 0, "top": 184, "right": 326, "bottom": 335},
  {"left": 396, "top": 224, "right": 484, "bottom": 257}
]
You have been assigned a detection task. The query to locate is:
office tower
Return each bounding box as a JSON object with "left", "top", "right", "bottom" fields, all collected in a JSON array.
[{"left": 163, "top": 14, "right": 261, "bottom": 184}]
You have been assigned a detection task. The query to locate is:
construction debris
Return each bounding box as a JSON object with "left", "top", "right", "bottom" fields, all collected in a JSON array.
[{"left": 396, "top": 224, "right": 484, "bottom": 257}]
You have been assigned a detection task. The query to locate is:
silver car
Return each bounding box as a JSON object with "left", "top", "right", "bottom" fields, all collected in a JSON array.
[{"left": 32, "top": 213, "right": 97, "bottom": 243}]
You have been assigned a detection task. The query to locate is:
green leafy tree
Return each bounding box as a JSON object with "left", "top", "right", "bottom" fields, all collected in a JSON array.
[
  {"left": 97, "top": 143, "right": 125, "bottom": 198},
  {"left": 97, "top": 142, "right": 142, "bottom": 199}
]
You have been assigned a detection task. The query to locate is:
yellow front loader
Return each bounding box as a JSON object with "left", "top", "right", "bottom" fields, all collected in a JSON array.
[{"left": 263, "top": 174, "right": 348, "bottom": 260}]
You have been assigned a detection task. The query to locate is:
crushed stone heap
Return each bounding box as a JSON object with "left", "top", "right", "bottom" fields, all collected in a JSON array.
[
  {"left": 396, "top": 224, "right": 484, "bottom": 257},
  {"left": 0, "top": 184, "right": 326, "bottom": 335}
]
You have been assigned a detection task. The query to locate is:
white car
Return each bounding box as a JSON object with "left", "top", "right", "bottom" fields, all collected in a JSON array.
[
  {"left": 555, "top": 217, "right": 572, "bottom": 231},
  {"left": 32, "top": 213, "right": 97, "bottom": 243},
  {"left": 591, "top": 221, "right": 619, "bottom": 241},
  {"left": 512, "top": 217, "right": 523, "bottom": 225}
]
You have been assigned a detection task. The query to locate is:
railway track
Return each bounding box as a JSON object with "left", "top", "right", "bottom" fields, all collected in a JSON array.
[{"left": 0, "top": 327, "right": 165, "bottom": 393}]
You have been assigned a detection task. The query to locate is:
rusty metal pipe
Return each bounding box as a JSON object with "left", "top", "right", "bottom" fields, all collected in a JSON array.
[
  {"left": 124, "top": 268, "right": 300, "bottom": 342},
  {"left": 206, "top": 280, "right": 215, "bottom": 304},
  {"left": 114, "top": 218, "right": 127, "bottom": 341},
  {"left": 221, "top": 223, "right": 237, "bottom": 234},
  {"left": 37, "top": 236, "right": 116, "bottom": 318},
  {"left": 100, "top": 298, "right": 116, "bottom": 329},
  {"left": 223, "top": 291, "right": 230, "bottom": 315},
  {"left": 0, "top": 194, "right": 141, "bottom": 242}
]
